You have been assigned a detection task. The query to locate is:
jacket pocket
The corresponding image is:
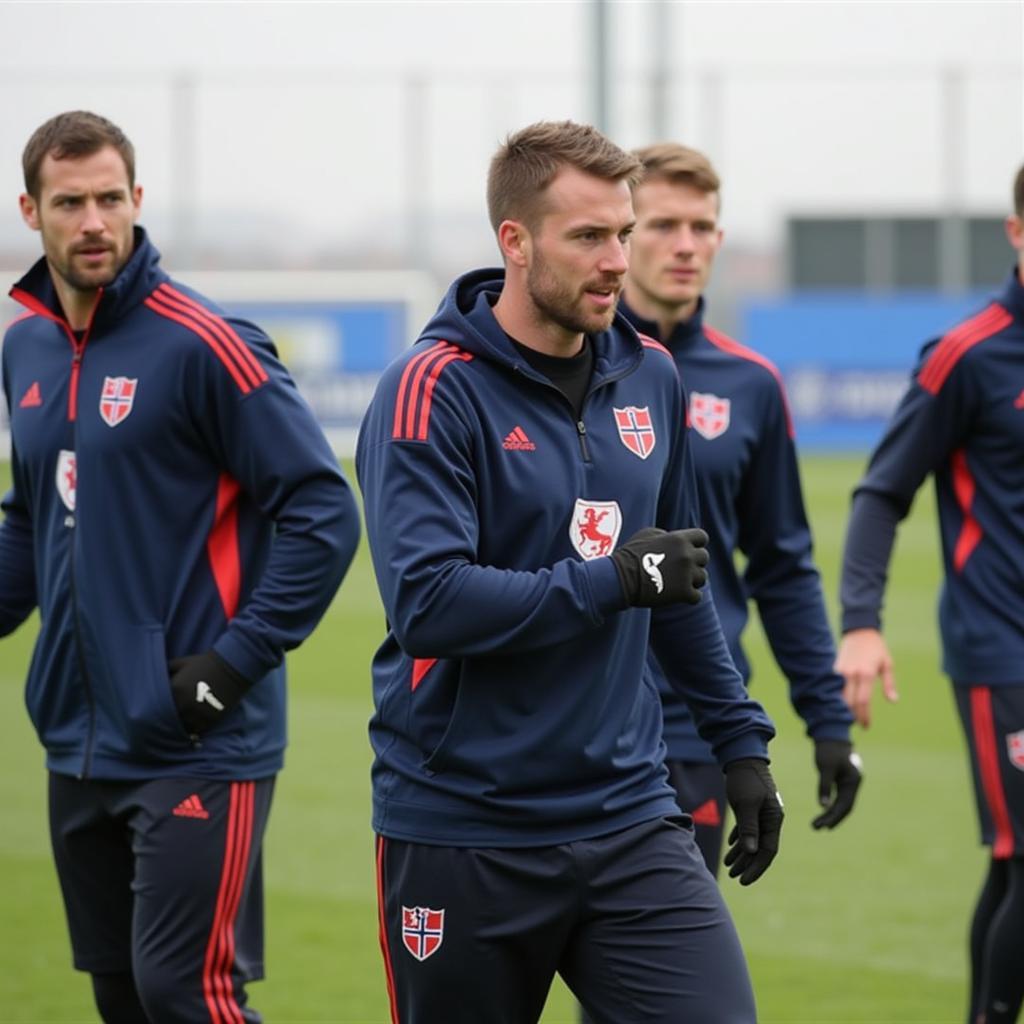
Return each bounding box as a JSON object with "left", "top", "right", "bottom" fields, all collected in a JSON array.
[{"left": 119, "top": 624, "right": 193, "bottom": 754}]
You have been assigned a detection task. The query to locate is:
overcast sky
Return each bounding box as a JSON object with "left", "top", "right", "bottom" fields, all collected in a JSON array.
[{"left": 0, "top": 1, "right": 1021, "bottom": 266}]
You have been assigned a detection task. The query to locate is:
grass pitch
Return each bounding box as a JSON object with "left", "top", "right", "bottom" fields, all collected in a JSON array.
[{"left": 0, "top": 456, "right": 979, "bottom": 1022}]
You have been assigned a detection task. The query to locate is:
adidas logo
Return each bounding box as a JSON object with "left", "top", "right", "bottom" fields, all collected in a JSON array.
[
  {"left": 502, "top": 426, "right": 536, "bottom": 451},
  {"left": 172, "top": 793, "right": 210, "bottom": 820},
  {"left": 690, "top": 798, "right": 722, "bottom": 827},
  {"left": 19, "top": 381, "right": 42, "bottom": 408}
]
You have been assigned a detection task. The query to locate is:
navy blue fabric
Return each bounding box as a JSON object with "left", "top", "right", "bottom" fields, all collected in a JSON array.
[
  {"left": 378, "top": 817, "right": 756, "bottom": 1024},
  {"left": 620, "top": 298, "right": 851, "bottom": 761},
  {"left": 841, "top": 269, "right": 1024, "bottom": 686},
  {"left": 666, "top": 758, "right": 728, "bottom": 876},
  {"left": 954, "top": 685, "right": 1024, "bottom": 855},
  {"left": 49, "top": 772, "right": 273, "bottom": 1023},
  {"left": 0, "top": 229, "right": 360, "bottom": 779},
  {"left": 356, "top": 269, "right": 775, "bottom": 847}
]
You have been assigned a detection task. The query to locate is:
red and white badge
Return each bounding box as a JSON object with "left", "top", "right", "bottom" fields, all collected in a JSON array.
[
  {"left": 55, "top": 449, "right": 77, "bottom": 511},
  {"left": 689, "top": 391, "right": 731, "bottom": 440},
  {"left": 613, "top": 406, "right": 656, "bottom": 459},
  {"left": 401, "top": 906, "right": 445, "bottom": 961},
  {"left": 570, "top": 498, "right": 622, "bottom": 560},
  {"left": 99, "top": 376, "right": 138, "bottom": 427},
  {"left": 1007, "top": 730, "right": 1024, "bottom": 771}
]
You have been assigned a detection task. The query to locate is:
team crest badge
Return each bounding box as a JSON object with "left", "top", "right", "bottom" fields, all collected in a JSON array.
[
  {"left": 99, "top": 376, "right": 138, "bottom": 427},
  {"left": 689, "top": 391, "right": 731, "bottom": 440},
  {"left": 401, "top": 906, "right": 445, "bottom": 961},
  {"left": 613, "top": 406, "right": 656, "bottom": 459},
  {"left": 55, "top": 449, "right": 77, "bottom": 511},
  {"left": 1007, "top": 730, "right": 1024, "bottom": 771},
  {"left": 570, "top": 499, "right": 622, "bottom": 560}
]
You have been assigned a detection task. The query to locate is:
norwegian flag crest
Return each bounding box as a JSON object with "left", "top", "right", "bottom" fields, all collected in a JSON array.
[
  {"left": 1007, "top": 730, "right": 1024, "bottom": 771},
  {"left": 613, "top": 406, "right": 656, "bottom": 459},
  {"left": 99, "top": 376, "right": 138, "bottom": 427},
  {"left": 689, "top": 391, "right": 731, "bottom": 440},
  {"left": 401, "top": 906, "right": 445, "bottom": 961}
]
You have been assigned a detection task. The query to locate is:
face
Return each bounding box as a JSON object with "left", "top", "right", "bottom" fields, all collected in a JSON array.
[
  {"left": 519, "top": 166, "right": 635, "bottom": 338},
  {"left": 626, "top": 178, "right": 723, "bottom": 322},
  {"left": 19, "top": 146, "right": 142, "bottom": 295}
]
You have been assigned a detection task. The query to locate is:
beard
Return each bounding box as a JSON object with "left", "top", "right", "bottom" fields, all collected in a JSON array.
[{"left": 526, "top": 250, "right": 620, "bottom": 336}]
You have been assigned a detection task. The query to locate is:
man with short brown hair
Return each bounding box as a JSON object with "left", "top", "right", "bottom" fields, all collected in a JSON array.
[
  {"left": 358, "top": 120, "right": 783, "bottom": 1023},
  {"left": 0, "top": 111, "right": 360, "bottom": 1022},
  {"left": 616, "top": 143, "right": 863, "bottom": 878}
]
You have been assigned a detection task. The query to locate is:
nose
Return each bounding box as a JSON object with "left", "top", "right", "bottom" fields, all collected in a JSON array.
[
  {"left": 673, "top": 225, "right": 696, "bottom": 256},
  {"left": 80, "top": 199, "right": 105, "bottom": 234},
  {"left": 599, "top": 238, "right": 629, "bottom": 276}
]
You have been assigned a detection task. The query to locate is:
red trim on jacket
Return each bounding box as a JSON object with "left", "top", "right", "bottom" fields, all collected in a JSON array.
[
  {"left": 918, "top": 304, "right": 1012, "bottom": 395},
  {"left": 951, "top": 449, "right": 983, "bottom": 573},
  {"left": 703, "top": 325, "right": 795, "bottom": 438},
  {"left": 10, "top": 286, "right": 101, "bottom": 421},
  {"left": 203, "top": 781, "right": 256, "bottom": 1023},
  {"left": 970, "top": 688, "right": 1015, "bottom": 859},
  {"left": 207, "top": 475, "right": 242, "bottom": 619},
  {"left": 144, "top": 287, "right": 267, "bottom": 394},
  {"left": 411, "top": 658, "right": 437, "bottom": 691},
  {"left": 375, "top": 835, "right": 401, "bottom": 1024},
  {"left": 392, "top": 341, "right": 473, "bottom": 441}
]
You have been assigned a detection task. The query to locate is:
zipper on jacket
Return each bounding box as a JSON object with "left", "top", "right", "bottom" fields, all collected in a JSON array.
[{"left": 575, "top": 420, "right": 591, "bottom": 461}]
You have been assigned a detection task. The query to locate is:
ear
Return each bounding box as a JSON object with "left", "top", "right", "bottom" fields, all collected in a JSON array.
[
  {"left": 131, "top": 184, "right": 143, "bottom": 221},
  {"left": 1005, "top": 214, "right": 1024, "bottom": 253},
  {"left": 19, "top": 192, "right": 40, "bottom": 232},
  {"left": 497, "top": 219, "right": 530, "bottom": 269}
]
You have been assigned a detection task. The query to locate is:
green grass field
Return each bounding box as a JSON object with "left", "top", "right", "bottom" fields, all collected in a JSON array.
[{"left": 0, "top": 455, "right": 980, "bottom": 1023}]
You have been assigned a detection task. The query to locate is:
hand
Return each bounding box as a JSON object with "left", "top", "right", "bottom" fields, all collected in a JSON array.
[
  {"left": 168, "top": 650, "right": 251, "bottom": 737},
  {"left": 723, "top": 758, "right": 784, "bottom": 885},
  {"left": 610, "top": 527, "right": 709, "bottom": 608},
  {"left": 811, "top": 739, "right": 863, "bottom": 829},
  {"left": 834, "top": 627, "right": 898, "bottom": 728}
]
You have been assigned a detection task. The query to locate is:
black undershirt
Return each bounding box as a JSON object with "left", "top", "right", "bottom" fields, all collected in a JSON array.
[{"left": 508, "top": 337, "right": 594, "bottom": 419}]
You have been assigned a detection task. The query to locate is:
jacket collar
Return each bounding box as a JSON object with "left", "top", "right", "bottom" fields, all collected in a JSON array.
[
  {"left": 618, "top": 295, "right": 706, "bottom": 352},
  {"left": 996, "top": 264, "right": 1024, "bottom": 325},
  {"left": 10, "top": 227, "right": 168, "bottom": 331}
]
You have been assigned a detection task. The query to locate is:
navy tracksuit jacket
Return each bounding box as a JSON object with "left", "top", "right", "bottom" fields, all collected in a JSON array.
[
  {"left": 0, "top": 229, "right": 360, "bottom": 780},
  {"left": 842, "top": 268, "right": 1024, "bottom": 687},
  {"left": 356, "top": 269, "right": 775, "bottom": 847},
  {"left": 620, "top": 298, "right": 852, "bottom": 762}
]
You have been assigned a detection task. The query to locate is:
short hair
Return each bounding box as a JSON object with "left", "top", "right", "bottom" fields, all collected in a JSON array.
[
  {"left": 632, "top": 142, "right": 721, "bottom": 198},
  {"left": 487, "top": 120, "right": 642, "bottom": 233},
  {"left": 23, "top": 111, "right": 135, "bottom": 199},
  {"left": 1014, "top": 163, "right": 1024, "bottom": 218}
]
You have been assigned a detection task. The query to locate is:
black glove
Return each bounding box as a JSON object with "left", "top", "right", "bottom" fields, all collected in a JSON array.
[
  {"left": 610, "top": 527, "right": 709, "bottom": 607},
  {"left": 723, "top": 758, "right": 784, "bottom": 885},
  {"left": 168, "top": 650, "right": 251, "bottom": 737},
  {"left": 811, "top": 739, "right": 863, "bottom": 830}
]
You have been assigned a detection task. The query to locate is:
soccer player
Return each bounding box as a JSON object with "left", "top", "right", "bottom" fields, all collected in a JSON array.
[
  {"left": 619, "top": 143, "right": 862, "bottom": 875},
  {"left": 837, "top": 162, "right": 1024, "bottom": 1024},
  {"left": 0, "top": 111, "right": 361, "bottom": 1023},
  {"left": 358, "top": 120, "right": 784, "bottom": 1024}
]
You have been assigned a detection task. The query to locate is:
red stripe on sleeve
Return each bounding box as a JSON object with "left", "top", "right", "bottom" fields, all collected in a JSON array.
[
  {"left": 416, "top": 351, "right": 473, "bottom": 441},
  {"left": 639, "top": 336, "right": 673, "bottom": 360},
  {"left": 704, "top": 326, "right": 795, "bottom": 438},
  {"left": 411, "top": 658, "right": 437, "bottom": 691},
  {"left": 918, "top": 305, "right": 1012, "bottom": 395},
  {"left": 158, "top": 284, "right": 268, "bottom": 388},
  {"left": 145, "top": 294, "right": 253, "bottom": 394},
  {"left": 950, "top": 449, "right": 983, "bottom": 573},
  {"left": 392, "top": 342, "right": 452, "bottom": 439},
  {"left": 207, "top": 475, "right": 242, "bottom": 619},
  {"left": 970, "top": 688, "right": 1015, "bottom": 859},
  {"left": 376, "top": 836, "right": 401, "bottom": 1024}
]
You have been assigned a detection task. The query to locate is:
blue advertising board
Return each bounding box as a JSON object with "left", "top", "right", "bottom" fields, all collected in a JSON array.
[{"left": 742, "top": 292, "right": 990, "bottom": 449}]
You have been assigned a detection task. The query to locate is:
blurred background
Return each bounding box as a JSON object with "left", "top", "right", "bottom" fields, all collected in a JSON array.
[{"left": 1, "top": 0, "right": 1022, "bottom": 453}]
